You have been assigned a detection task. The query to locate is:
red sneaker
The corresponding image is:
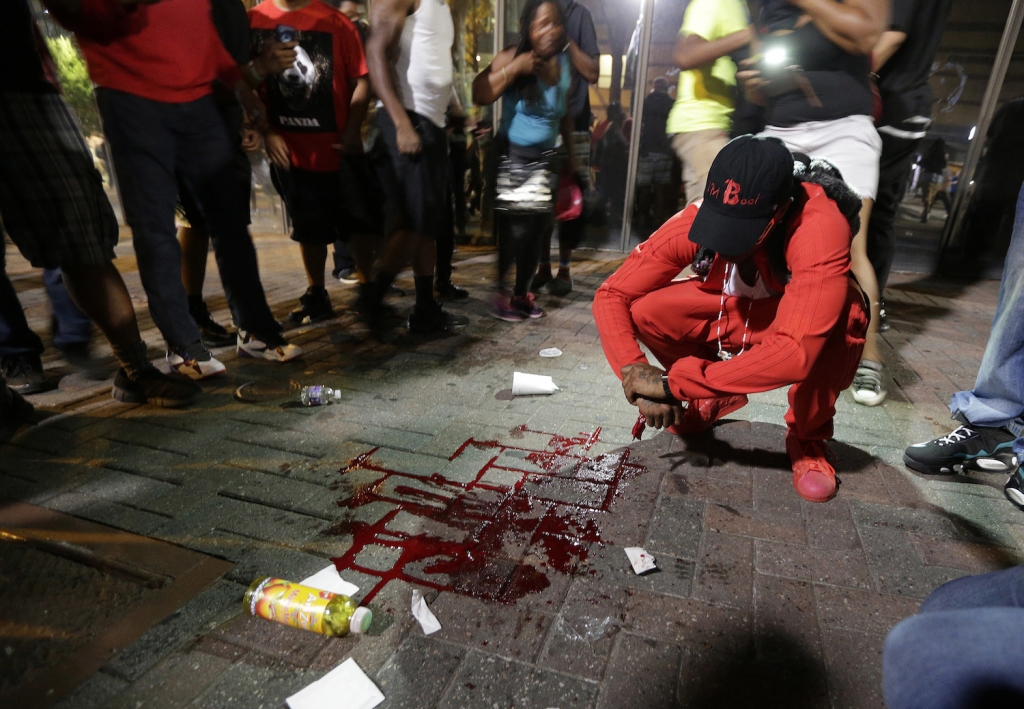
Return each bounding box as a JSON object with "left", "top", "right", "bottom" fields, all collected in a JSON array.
[
  {"left": 787, "top": 435, "right": 838, "bottom": 503},
  {"left": 667, "top": 395, "right": 748, "bottom": 436}
]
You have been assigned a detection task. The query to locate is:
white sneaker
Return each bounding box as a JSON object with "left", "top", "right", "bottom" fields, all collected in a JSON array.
[
  {"left": 851, "top": 360, "right": 887, "bottom": 406},
  {"left": 237, "top": 329, "right": 303, "bottom": 362},
  {"left": 166, "top": 344, "right": 226, "bottom": 380}
]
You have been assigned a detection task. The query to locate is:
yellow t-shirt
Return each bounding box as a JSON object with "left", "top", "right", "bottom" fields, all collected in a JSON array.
[{"left": 666, "top": 0, "right": 750, "bottom": 135}]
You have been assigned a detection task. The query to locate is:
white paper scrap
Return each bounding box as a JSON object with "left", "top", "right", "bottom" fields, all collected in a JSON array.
[
  {"left": 512, "top": 371, "right": 559, "bottom": 396},
  {"left": 539, "top": 348, "right": 562, "bottom": 358},
  {"left": 301, "top": 565, "right": 359, "bottom": 597},
  {"left": 286, "top": 658, "right": 384, "bottom": 709},
  {"left": 624, "top": 547, "right": 658, "bottom": 575},
  {"left": 411, "top": 589, "right": 442, "bottom": 635}
]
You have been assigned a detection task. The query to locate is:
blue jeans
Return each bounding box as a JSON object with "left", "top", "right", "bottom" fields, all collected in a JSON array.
[
  {"left": 96, "top": 89, "right": 279, "bottom": 349},
  {"left": 1, "top": 244, "right": 90, "bottom": 359},
  {"left": 883, "top": 566, "right": 1024, "bottom": 709},
  {"left": 949, "top": 183, "right": 1024, "bottom": 457}
]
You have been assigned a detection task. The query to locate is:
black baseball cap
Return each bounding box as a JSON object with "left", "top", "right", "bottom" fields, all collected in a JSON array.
[{"left": 690, "top": 135, "right": 794, "bottom": 258}]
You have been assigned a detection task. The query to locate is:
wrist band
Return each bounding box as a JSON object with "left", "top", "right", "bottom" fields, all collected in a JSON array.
[{"left": 661, "top": 375, "right": 673, "bottom": 401}]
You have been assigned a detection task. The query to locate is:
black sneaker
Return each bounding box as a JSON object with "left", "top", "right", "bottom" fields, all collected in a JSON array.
[
  {"left": 288, "top": 287, "right": 336, "bottom": 325},
  {"left": 0, "top": 385, "right": 34, "bottom": 431},
  {"left": 189, "top": 300, "right": 235, "bottom": 347},
  {"left": 904, "top": 423, "right": 1019, "bottom": 475},
  {"left": 878, "top": 299, "right": 890, "bottom": 333},
  {"left": 1, "top": 355, "right": 50, "bottom": 394},
  {"left": 111, "top": 367, "right": 202, "bottom": 408},
  {"left": 436, "top": 280, "right": 469, "bottom": 300},
  {"left": 407, "top": 301, "right": 468, "bottom": 334},
  {"left": 1004, "top": 466, "right": 1024, "bottom": 510}
]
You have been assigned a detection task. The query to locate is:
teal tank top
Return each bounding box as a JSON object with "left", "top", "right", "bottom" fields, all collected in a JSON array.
[{"left": 501, "top": 54, "right": 571, "bottom": 150}]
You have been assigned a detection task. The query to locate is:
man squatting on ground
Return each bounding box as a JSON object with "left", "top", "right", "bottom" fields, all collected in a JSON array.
[{"left": 594, "top": 136, "right": 868, "bottom": 503}]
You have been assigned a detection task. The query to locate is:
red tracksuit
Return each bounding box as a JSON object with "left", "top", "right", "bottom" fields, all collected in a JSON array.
[{"left": 593, "top": 182, "right": 868, "bottom": 442}]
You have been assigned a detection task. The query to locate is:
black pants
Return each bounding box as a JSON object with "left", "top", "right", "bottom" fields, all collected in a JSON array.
[
  {"left": 96, "top": 89, "right": 279, "bottom": 347},
  {"left": 499, "top": 212, "right": 550, "bottom": 296},
  {"left": 868, "top": 130, "right": 921, "bottom": 293}
]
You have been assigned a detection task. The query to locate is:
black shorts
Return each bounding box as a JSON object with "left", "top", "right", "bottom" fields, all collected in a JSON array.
[
  {"left": 271, "top": 166, "right": 344, "bottom": 245},
  {"left": 373, "top": 109, "right": 449, "bottom": 240},
  {"left": 338, "top": 150, "right": 385, "bottom": 236},
  {"left": 0, "top": 92, "right": 118, "bottom": 268}
]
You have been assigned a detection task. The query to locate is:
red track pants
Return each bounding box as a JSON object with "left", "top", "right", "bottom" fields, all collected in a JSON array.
[{"left": 630, "top": 278, "right": 868, "bottom": 441}]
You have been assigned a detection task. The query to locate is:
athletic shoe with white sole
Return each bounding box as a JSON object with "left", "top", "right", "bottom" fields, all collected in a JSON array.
[
  {"left": 851, "top": 360, "right": 887, "bottom": 406},
  {"left": 1004, "top": 465, "right": 1024, "bottom": 511},
  {"left": 166, "top": 340, "right": 226, "bottom": 380},
  {"left": 237, "top": 330, "right": 303, "bottom": 362},
  {"left": 904, "top": 423, "right": 1019, "bottom": 475}
]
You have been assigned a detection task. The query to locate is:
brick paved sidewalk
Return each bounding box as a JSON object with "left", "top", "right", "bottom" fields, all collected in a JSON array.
[{"left": 2, "top": 233, "right": 1021, "bottom": 709}]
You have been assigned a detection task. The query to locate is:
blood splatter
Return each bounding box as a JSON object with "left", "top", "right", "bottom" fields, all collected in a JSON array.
[{"left": 325, "top": 426, "right": 646, "bottom": 605}]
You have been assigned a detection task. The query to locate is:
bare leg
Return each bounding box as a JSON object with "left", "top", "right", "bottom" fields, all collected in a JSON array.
[
  {"left": 850, "top": 198, "right": 881, "bottom": 364},
  {"left": 61, "top": 263, "right": 142, "bottom": 346},
  {"left": 178, "top": 225, "right": 210, "bottom": 297},
  {"left": 300, "top": 243, "right": 328, "bottom": 289}
]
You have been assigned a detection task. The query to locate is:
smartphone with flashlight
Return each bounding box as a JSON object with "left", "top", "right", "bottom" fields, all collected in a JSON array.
[
  {"left": 750, "top": 44, "right": 821, "bottom": 106},
  {"left": 275, "top": 24, "right": 298, "bottom": 43}
]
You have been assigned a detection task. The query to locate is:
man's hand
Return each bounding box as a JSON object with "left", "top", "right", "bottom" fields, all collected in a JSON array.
[
  {"left": 258, "top": 40, "right": 298, "bottom": 75},
  {"left": 241, "top": 128, "right": 262, "bottom": 153},
  {"left": 621, "top": 363, "right": 670, "bottom": 404},
  {"left": 333, "top": 128, "right": 363, "bottom": 155},
  {"left": 637, "top": 399, "right": 686, "bottom": 430},
  {"left": 736, "top": 59, "right": 768, "bottom": 106},
  {"left": 235, "top": 85, "right": 268, "bottom": 131},
  {"left": 265, "top": 131, "right": 291, "bottom": 169},
  {"left": 395, "top": 120, "right": 422, "bottom": 156}
]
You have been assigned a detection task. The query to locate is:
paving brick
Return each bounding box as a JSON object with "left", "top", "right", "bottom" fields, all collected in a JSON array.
[
  {"left": 105, "top": 580, "right": 247, "bottom": 682},
  {"left": 189, "top": 660, "right": 321, "bottom": 709},
  {"left": 105, "top": 652, "right": 233, "bottom": 709},
  {"left": 909, "top": 534, "right": 1024, "bottom": 574},
  {"left": 849, "top": 499, "right": 960, "bottom": 538},
  {"left": 437, "top": 649, "right": 598, "bottom": 709},
  {"left": 536, "top": 613, "right": 618, "bottom": 681},
  {"left": 374, "top": 635, "right": 464, "bottom": 709},
  {"left": 596, "top": 633, "right": 682, "bottom": 709},
  {"left": 693, "top": 531, "right": 754, "bottom": 611},
  {"left": 813, "top": 584, "right": 920, "bottom": 636},
  {"left": 52, "top": 670, "right": 129, "bottom": 709},
  {"left": 623, "top": 590, "right": 752, "bottom": 656},
  {"left": 704, "top": 501, "right": 807, "bottom": 544},
  {"left": 820, "top": 627, "right": 887, "bottom": 709},
  {"left": 857, "top": 526, "right": 966, "bottom": 599},
  {"left": 428, "top": 592, "right": 552, "bottom": 662},
  {"left": 803, "top": 498, "right": 861, "bottom": 551},
  {"left": 755, "top": 539, "right": 873, "bottom": 590},
  {"left": 577, "top": 542, "right": 696, "bottom": 599},
  {"left": 644, "top": 496, "right": 704, "bottom": 560}
]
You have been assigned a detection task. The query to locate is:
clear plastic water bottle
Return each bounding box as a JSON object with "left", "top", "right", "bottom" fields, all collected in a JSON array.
[{"left": 300, "top": 385, "right": 342, "bottom": 406}]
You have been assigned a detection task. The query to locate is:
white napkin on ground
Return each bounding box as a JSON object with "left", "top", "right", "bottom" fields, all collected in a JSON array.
[
  {"left": 624, "top": 547, "right": 658, "bottom": 575},
  {"left": 301, "top": 565, "right": 360, "bottom": 597},
  {"left": 411, "top": 589, "right": 441, "bottom": 635},
  {"left": 286, "top": 658, "right": 384, "bottom": 709}
]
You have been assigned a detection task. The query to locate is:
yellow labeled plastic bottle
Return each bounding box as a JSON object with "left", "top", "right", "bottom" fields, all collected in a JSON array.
[{"left": 243, "top": 577, "right": 372, "bottom": 637}]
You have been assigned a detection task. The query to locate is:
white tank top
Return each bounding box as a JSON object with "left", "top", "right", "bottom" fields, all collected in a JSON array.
[{"left": 395, "top": 0, "right": 454, "bottom": 128}]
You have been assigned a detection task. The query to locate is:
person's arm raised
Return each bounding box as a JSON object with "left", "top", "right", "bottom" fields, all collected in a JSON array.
[
  {"left": 472, "top": 47, "right": 540, "bottom": 106},
  {"left": 367, "top": 0, "right": 420, "bottom": 155},
  {"left": 674, "top": 26, "right": 752, "bottom": 71},
  {"left": 788, "top": 0, "right": 888, "bottom": 55}
]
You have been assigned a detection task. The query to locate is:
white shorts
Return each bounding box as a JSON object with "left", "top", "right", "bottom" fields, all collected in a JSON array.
[{"left": 759, "top": 114, "right": 882, "bottom": 200}]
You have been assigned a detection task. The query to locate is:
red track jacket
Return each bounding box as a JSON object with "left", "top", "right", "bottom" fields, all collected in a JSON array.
[{"left": 593, "top": 182, "right": 857, "bottom": 401}]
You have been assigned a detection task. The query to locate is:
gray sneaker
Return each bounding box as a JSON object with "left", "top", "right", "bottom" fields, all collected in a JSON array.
[
  {"left": 851, "top": 360, "right": 887, "bottom": 407},
  {"left": 1, "top": 355, "right": 50, "bottom": 394}
]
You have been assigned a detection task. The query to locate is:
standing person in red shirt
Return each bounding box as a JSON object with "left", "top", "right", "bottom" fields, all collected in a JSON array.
[
  {"left": 249, "top": 0, "right": 370, "bottom": 325},
  {"left": 593, "top": 137, "right": 868, "bottom": 503},
  {"left": 47, "top": 0, "right": 303, "bottom": 380}
]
